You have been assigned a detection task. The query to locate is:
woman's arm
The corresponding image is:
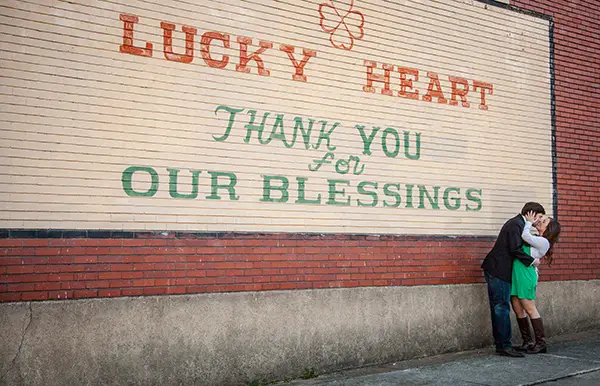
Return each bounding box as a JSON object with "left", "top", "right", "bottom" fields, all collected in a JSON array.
[
  {"left": 508, "top": 221, "right": 534, "bottom": 266},
  {"left": 522, "top": 221, "right": 550, "bottom": 256}
]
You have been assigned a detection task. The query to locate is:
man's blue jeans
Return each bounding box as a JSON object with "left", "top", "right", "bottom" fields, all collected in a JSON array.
[{"left": 484, "top": 271, "right": 512, "bottom": 350}]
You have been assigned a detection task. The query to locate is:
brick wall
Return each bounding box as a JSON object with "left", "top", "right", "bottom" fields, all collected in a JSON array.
[
  {"left": 1, "top": 234, "right": 495, "bottom": 302},
  {"left": 1, "top": 0, "right": 600, "bottom": 302},
  {"left": 511, "top": 0, "right": 600, "bottom": 281},
  {"left": 2, "top": 232, "right": 599, "bottom": 302}
]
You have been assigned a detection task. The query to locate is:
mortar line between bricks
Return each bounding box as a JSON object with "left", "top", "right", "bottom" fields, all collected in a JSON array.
[{"left": 520, "top": 366, "right": 600, "bottom": 386}]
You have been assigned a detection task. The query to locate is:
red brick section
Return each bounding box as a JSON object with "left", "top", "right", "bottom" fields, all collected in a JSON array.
[
  {"left": 1, "top": 235, "right": 495, "bottom": 302},
  {"left": 511, "top": 0, "right": 600, "bottom": 281},
  {"left": 2, "top": 0, "right": 600, "bottom": 303}
]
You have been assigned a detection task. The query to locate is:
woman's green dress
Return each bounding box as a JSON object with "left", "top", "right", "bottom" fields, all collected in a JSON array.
[{"left": 511, "top": 244, "right": 538, "bottom": 300}]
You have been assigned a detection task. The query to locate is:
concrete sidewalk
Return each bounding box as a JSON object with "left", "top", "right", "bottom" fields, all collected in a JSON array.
[{"left": 289, "top": 329, "right": 600, "bottom": 386}]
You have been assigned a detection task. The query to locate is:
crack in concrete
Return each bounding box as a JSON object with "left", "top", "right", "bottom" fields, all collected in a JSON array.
[
  {"left": 541, "top": 352, "right": 600, "bottom": 364},
  {"left": 0, "top": 302, "right": 33, "bottom": 383},
  {"left": 520, "top": 366, "right": 600, "bottom": 386}
]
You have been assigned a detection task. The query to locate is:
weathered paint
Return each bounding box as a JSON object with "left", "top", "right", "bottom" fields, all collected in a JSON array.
[{"left": 0, "top": 0, "right": 552, "bottom": 235}]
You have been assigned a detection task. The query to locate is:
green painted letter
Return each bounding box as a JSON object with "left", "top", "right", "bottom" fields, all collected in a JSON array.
[
  {"left": 355, "top": 125, "right": 379, "bottom": 155},
  {"left": 213, "top": 105, "right": 244, "bottom": 142},
  {"left": 294, "top": 117, "right": 315, "bottom": 150},
  {"left": 381, "top": 128, "right": 400, "bottom": 158},
  {"left": 312, "top": 120, "right": 339, "bottom": 151},
  {"left": 261, "top": 175, "right": 289, "bottom": 202},
  {"left": 168, "top": 169, "right": 201, "bottom": 199},
  {"left": 443, "top": 187, "right": 461, "bottom": 210},
  {"left": 383, "top": 183, "right": 401, "bottom": 208},
  {"left": 206, "top": 171, "right": 239, "bottom": 200},
  {"left": 418, "top": 185, "right": 440, "bottom": 209},
  {"left": 405, "top": 184, "right": 415, "bottom": 208},
  {"left": 244, "top": 110, "right": 271, "bottom": 144},
  {"left": 357, "top": 181, "right": 378, "bottom": 207},
  {"left": 296, "top": 177, "right": 321, "bottom": 204},
  {"left": 404, "top": 131, "right": 421, "bottom": 160},
  {"left": 122, "top": 166, "right": 158, "bottom": 197},
  {"left": 327, "top": 179, "right": 351, "bottom": 206},
  {"left": 466, "top": 188, "right": 483, "bottom": 211},
  {"left": 268, "top": 114, "right": 297, "bottom": 148}
]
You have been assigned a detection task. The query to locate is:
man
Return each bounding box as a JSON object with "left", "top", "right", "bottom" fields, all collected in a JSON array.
[{"left": 481, "top": 202, "right": 545, "bottom": 357}]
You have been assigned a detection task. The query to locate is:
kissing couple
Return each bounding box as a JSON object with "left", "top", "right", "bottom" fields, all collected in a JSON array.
[{"left": 482, "top": 202, "right": 561, "bottom": 357}]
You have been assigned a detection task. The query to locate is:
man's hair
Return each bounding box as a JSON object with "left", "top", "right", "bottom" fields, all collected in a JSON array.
[{"left": 520, "top": 202, "right": 545, "bottom": 215}]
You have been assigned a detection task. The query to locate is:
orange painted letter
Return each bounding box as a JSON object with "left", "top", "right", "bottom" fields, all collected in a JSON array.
[
  {"left": 201, "top": 32, "right": 230, "bottom": 69},
  {"left": 119, "top": 14, "right": 152, "bottom": 57},
  {"left": 160, "top": 22, "right": 197, "bottom": 63},
  {"left": 398, "top": 67, "right": 419, "bottom": 100},
  {"left": 363, "top": 61, "right": 393, "bottom": 96},
  {"left": 422, "top": 72, "right": 447, "bottom": 104},
  {"left": 448, "top": 76, "right": 470, "bottom": 108},
  {"left": 280, "top": 45, "right": 317, "bottom": 82},
  {"left": 473, "top": 81, "right": 493, "bottom": 110},
  {"left": 236, "top": 37, "right": 273, "bottom": 76}
]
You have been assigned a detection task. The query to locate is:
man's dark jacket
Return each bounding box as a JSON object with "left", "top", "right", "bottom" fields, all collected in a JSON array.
[{"left": 481, "top": 214, "right": 535, "bottom": 282}]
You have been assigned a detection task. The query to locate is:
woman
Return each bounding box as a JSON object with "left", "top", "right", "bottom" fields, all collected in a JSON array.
[{"left": 511, "top": 210, "right": 561, "bottom": 354}]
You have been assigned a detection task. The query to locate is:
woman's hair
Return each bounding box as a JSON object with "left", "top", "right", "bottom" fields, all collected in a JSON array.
[{"left": 543, "top": 218, "right": 561, "bottom": 265}]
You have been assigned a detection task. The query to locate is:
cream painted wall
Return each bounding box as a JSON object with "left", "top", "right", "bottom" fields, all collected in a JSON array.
[{"left": 0, "top": 0, "right": 552, "bottom": 234}]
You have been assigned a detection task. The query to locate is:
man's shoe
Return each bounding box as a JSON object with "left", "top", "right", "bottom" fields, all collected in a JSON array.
[
  {"left": 515, "top": 341, "right": 535, "bottom": 352},
  {"left": 496, "top": 348, "right": 525, "bottom": 357}
]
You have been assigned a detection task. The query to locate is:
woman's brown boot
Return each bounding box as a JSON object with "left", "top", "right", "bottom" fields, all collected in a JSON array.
[
  {"left": 515, "top": 317, "right": 534, "bottom": 352},
  {"left": 527, "top": 317, "right": 547, "bottom": 354}
]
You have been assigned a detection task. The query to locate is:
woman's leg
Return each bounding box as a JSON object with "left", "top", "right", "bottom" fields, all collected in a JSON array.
[
  {"left": 512, "top": 296, "right": 533, "bottom": 351},
  {"left": 511, "top": 296, "right": 527, "bottom": 318},
  {"left": 520, "top": 299, "right": 540, "bottom": 319},
  {"left": 520, "top": 299, "right": 547, "bottom": 353},
  {"left": 528, "top": 317, "right": 547, "bottom": 353}
]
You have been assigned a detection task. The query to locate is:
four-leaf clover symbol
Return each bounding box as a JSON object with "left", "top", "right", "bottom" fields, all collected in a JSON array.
[{"left": 319, "top": 0, "right": 365, "bottom": 51}]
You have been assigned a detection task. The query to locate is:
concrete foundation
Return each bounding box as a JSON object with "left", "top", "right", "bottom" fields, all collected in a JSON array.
[{"left": 1, "top": 280, "right": 599, "bottom": 386}]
